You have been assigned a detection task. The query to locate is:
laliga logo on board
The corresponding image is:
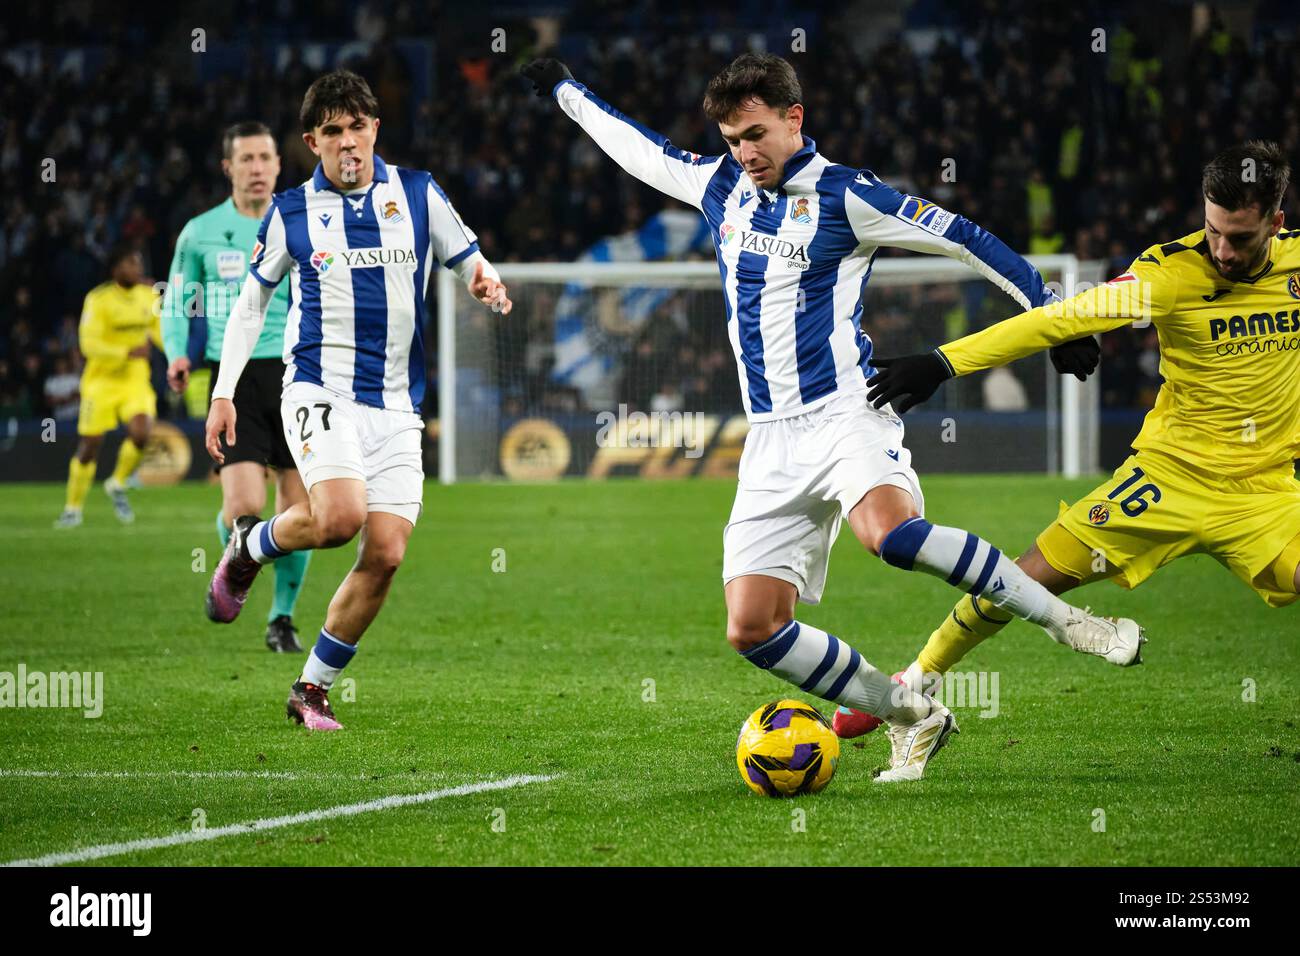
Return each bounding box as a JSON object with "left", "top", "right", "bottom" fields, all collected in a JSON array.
[
  {"left": 719, "top": 223, "right": 737, "bottom": 246},
  {"left": 311, "top": 250, "right": 335, "bottom": 273}
]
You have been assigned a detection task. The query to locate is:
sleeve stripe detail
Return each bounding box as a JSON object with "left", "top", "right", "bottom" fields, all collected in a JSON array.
[
  {"left": 428, "top": 175, "right": 475, "bottom": 248},
  {"left": 933, "top": 347, "right": 957, "bottom": 378},
  {"left": 444, "top": 242, "right": 479, "bottom": 269},
  {"left": 248, "top": 268, "right": 277, "bottom": 288}
]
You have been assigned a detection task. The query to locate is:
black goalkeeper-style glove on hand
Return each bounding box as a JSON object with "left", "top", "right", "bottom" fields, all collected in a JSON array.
[
  {"left": 521, "top": 58, "right": 574, "bottom": 97},
  {"left": 1048, "top": 334, "right": 1101, "bottom": 381},
  {"left": 866, "top": 350, "right": 953, "bottom": 414}
]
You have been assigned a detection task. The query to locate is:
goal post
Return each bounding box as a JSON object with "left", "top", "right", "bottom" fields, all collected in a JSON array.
[{"left": 436, "top": 254, "right": 1102, "bottom": 484}]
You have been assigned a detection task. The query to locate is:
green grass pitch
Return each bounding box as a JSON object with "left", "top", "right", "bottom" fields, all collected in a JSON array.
[{"left": 1, "top": 476, "right": 1297, "bottom": 866}]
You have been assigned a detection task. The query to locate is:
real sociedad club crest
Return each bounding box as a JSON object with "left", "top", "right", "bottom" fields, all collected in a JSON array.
[
  {"left": 789, "top": 197, "right": 812, "bottom": 224},
  {"left": 1288, "top": 272, "right": 1300, "bottom": 300},
  {"left": 382, "top": 200, "right": 404, "bottom": 224},
  {"left": 310, "top": 250, "right": 335, "bottom": 274}
]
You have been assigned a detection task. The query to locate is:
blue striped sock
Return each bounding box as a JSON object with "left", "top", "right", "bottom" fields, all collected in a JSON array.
[
  {"left": 879, "top": 518, "right": 1068, "bottom": 630},
  {"left": 740, "top": 621, "right": 928, "bottom": 722},
  {"left": 248, "top": 515, "right": 289, "bottom": 565},
  {"left": 300, "top": 628, "right": 356, "bottom": 690}
]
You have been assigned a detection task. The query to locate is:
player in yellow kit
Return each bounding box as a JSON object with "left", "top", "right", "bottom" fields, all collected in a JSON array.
[
  {"left": 55, "top": 244, "right": 163, "bottom": 528},
  {"left": 835, "top": 141, "right": 1300, "bottom": 734}
]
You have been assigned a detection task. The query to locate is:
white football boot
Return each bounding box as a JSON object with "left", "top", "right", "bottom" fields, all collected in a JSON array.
[
  {"left": 874, "top": 702, "right": 959, "bottom": 784},
  {"left": 1054, "top": 609, "right": 1146, "bottom": 666}
]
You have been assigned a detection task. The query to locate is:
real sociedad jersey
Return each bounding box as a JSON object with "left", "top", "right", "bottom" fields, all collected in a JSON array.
[
  {"left": 248, "top": 155, "right": 478, "bottom": 413},
  {"left": 554, "top": 79, "right": 1058, "bottom": 422}
]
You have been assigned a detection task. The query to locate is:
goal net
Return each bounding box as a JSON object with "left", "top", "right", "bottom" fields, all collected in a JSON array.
[{"left": 434, "top": 255, "right": 1102, "bottom": 483}]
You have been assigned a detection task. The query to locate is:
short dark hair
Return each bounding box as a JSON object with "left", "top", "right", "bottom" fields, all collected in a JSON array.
[
  {"left": 1202, "top": 140, "right": 1291, "bottom": 216},
  {"left": 222, "top": 120, "right": 275, "bottom": 159},
  {"left": 702, "top": 53, "right": 802, "bottom": 124},
  {"left": 106, "top": 241, "right": 139, "bottom": 272},
  {"left": 300, "top": 70, "right": 380, "bottom": 132}
]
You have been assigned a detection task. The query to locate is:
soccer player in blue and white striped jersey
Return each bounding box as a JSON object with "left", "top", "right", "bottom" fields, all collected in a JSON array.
[
  {"left": 203, "top": 71, "right": 511, "bottom": 730},
  {"left": 524, "top": 53, "right": 1142, "bottom": 781}
]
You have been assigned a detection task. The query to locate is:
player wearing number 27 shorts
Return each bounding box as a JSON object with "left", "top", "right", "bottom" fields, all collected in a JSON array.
[{"left": 203, "top": 70, "right": 512, "bottom": 730}]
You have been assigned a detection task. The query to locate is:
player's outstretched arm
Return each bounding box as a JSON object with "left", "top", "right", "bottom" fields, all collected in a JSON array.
[
  {"left": 844, "top": 172, "right": 1103, "bottom": 381},
  {"left": 521, "top": 58, "right": 719, "bottom": 209},
  {"left": 867, "top": 258, "right": 1174, "bottom": 412}
]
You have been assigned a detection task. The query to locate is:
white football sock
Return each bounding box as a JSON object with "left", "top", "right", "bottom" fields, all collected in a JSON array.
[
  {"left": 299, "top": 628, "right": 356, "bottom": 690},
  {"left": 880, "top": 518, "right": 1071, "bottom": 635},
  {"left": 741, "top": 621, "right": 932, "bottom": 725},
  {"left": 247, "top": 516, "right": 289, "bottom": 565}
]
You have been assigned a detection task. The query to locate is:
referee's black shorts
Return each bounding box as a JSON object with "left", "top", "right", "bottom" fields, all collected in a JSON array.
[{"left": 208, "top": 358, "right": 296, "bottom": 472}]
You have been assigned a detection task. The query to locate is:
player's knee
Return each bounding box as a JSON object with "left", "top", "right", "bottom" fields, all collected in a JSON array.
[
  {"left": 316, "top": 509, "right": 365, "bottom": 547},
  {"left": 360, "top": 539, "right": 406, "bottom": 579},
  {"left": 726, "top": 614, "right": 792, "bottom": 653},
  {"left": 861, "top": 508, "right": 915, "bottom": 557},
  {"left": 76, "top": 437, "right": 101, "bottom": 463}
]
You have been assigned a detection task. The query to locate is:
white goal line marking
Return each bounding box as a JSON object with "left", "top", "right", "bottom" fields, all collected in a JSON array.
[{"left": 2, "top": 773, "right": 559, "bottom": 867}]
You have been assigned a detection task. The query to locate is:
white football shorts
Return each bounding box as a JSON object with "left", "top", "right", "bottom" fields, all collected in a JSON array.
[
  {"left": 280, "top": 380, "right": 425, "bottom": 525},
  {"left": 722, "top": 388, "right": 924, "bottom": 604}
]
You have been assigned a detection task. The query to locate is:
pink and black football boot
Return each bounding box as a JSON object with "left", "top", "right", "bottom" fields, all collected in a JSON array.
[
  {"left": 205, "top": 514, "right": 264, "bottom": 623},
  {"left": 286, "top": 681, "right": 343, "bottom": 731}
]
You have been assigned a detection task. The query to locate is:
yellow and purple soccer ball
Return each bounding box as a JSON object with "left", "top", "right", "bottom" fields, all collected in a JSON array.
[{"left": 736, "top": 699, "right": 840, "bottom": 797}]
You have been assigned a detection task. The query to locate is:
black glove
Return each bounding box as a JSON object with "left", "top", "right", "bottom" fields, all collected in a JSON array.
[
  {"left": 521, "top": 58, "right": 574, "bottom": 97},
  {"left": 866, "top": 351, "right": 953, "bottom": 414},
  {"left": 1048, "top": 335, "right": 1101, "bottom": 381}
]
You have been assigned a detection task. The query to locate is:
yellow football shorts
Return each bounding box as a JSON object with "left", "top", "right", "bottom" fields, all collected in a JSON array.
[
  {"left": 1037, "top": 450, "right": 1300, "bottom": 607},
  {"left": 77, "top": 374, "right": 157, "bottom": 437}
]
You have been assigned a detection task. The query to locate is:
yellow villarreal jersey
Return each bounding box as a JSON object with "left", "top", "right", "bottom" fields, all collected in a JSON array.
[
  {"left": 940, "top": 228, "right": 1300, "bottom": 478},
  {"left": 79, "top": 281, "right": 162, "bottom": 382}
]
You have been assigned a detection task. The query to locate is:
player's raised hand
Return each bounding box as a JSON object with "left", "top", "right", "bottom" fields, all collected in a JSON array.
[
  {"left": 1049, "top": 335, "right": 1101, "bottom": 381},
  {"left": 866, "top": 351, "right": 953, "bottom": 414},
  {"left": 521, "top": 58, "right": 573, "bottom": 97},
  {"left": 167, "top": 356, "right": 191, "bottom": 393},
  {"left": 469, "top": 259, "right": 513, "bottom": 314},
  {"left": 205, "top": 397, "right": 236, "bottom": 465}
]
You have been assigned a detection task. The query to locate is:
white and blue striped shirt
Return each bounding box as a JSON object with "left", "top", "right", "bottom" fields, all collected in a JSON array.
[
  {"left": 246, "top": 155, "right": 478, "bottom": 413},
  {"left": 555, "top": 79, "right": 1057, "bottom": 422}
]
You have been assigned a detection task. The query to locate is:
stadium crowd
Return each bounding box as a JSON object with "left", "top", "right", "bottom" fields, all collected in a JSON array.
[{"left": 1, "top": 0, "right": 1297, "bottom": 423}]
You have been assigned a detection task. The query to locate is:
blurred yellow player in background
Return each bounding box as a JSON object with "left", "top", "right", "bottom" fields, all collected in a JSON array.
[{"left": 55, "top": 243, "right": 162, "bottom": 528}]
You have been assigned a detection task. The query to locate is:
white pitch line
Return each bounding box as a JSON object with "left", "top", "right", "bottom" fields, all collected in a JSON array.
[
  {"left": 0, "top": 769, "right": 445, "bottom": 781},
  {"left": 2, "top": 773, "right": 559, "bottom": 867}
]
